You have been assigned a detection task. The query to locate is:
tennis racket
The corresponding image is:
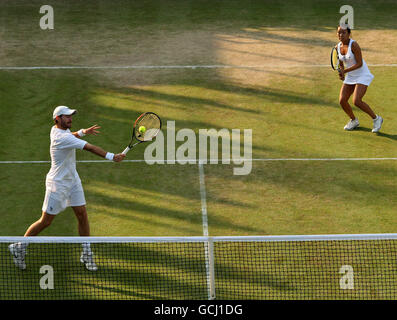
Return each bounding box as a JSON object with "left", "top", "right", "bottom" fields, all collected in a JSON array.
[
  {"left": 122, "top": 112, "right": 162, "bottom": 155},
  {"left": 330, "top": 46, "right": 340, "bottom": 72}
]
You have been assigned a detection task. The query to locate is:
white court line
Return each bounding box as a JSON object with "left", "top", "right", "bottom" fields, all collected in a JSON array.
[
  {"left": 0, "top": 65, "right": 325, "bottom": 70},
  {"left": 198, "top": 160, "right": 216, "bottom": 299},
  {"left": 0, "top": 64, "right": 397, "bottom": 70},
  {"left": 198, "top": 161, "right": 209, "bottom": 237},
  {"left": 2, "top": 157, "right": 397, "bottom": 164}
]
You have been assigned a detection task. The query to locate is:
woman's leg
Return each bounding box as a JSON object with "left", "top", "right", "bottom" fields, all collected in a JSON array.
[
  {"left": 352, "top": 84, "right": 376, "bottom": 119},
  {"left": 339, "top": 83, "right": 356, "bottom": 119}
]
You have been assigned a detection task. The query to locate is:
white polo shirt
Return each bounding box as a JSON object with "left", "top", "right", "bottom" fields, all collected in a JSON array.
[{"left": 46, "top": 126, "right": 87, "bottom": 185}]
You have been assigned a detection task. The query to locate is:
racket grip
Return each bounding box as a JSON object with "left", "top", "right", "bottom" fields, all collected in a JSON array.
[{"left": 122, "top": 146, "right": 131, "bottom": 155}]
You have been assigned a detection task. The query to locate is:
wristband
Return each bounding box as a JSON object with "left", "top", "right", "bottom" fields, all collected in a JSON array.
[
  {"left": 105, "top": 152, "right": 114, "bottom": 161},
  {"left": 77, "top": 129, "right": 86, "bottom": 137}
]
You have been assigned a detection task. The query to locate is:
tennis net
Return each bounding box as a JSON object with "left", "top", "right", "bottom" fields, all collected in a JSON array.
[{"left": 1, "top": 234, "right": 396, "bottom": 300}]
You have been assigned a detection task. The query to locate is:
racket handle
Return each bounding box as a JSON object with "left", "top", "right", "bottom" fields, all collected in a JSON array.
[{"left": 122, "top": 146, "right": 131, "bottom": 155}]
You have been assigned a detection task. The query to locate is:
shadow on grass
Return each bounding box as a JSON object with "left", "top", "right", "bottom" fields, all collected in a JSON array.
[
  {"left": 81, "top": 242, "right": 295, "bottom": 299},
  {"left": 350, "top": 127, "right": 397, "bottom": 141},
  {"left": 85, "top": 174, "right": 265, "bottom": 235},
  {"left": 374, "top": 132, "right": 397, "bottom": 141},
  {"left": 108, "top": 81, "right": 341, "bottom": 113}
]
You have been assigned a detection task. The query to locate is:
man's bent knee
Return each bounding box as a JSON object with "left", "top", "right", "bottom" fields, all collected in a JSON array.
[{"left": 40, "top": 212, "right": 55, "bottom": 228}]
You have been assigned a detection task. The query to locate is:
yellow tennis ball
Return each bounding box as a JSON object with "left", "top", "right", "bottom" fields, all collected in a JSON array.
[{"left": 138, "top": 126, "right": 146, "bottom": 134}]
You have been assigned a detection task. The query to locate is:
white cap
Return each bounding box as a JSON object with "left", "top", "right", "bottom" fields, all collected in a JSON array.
[{"left": 53, "top": 106, "right": 77, "bottom": 119}]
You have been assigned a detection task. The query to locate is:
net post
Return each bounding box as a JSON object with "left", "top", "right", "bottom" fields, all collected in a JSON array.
[{"left": 206, "top": 237, "right": 216, "bottom": 300}]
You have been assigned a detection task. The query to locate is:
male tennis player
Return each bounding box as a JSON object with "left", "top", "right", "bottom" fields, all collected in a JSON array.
[
  {"left": 336, "top": 24, "right": 383, "bottom": 132},
  {"left": 9, "top": 106, "right": 125, "bottom": 271}
]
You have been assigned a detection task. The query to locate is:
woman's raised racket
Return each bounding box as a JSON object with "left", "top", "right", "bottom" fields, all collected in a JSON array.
[
  {"left": 122, "top": 112, "right": 162, "bottom": 155},
  {"left": 330, "top": 46, "right": 340, "bottom": 72}
]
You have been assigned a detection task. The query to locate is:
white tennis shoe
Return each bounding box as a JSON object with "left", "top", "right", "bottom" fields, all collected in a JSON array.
[
  {"left": 372, "top": 115, "right": 383, "bottom": 133},
  {"left": 344, "top": 118, "right": 360, "bottom": 131},
  {"left": 9, "top": 243, "right": 27, "bottom": 270},
  {"left": 80, "top": 251, "right": 98, "bottom": 271}
]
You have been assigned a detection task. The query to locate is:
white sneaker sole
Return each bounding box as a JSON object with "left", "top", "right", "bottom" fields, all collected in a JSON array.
[{"left": 344, "top": 124, "right": 359, "bottom": 131}]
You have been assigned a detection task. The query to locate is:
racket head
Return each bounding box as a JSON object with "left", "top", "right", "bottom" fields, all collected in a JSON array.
[
  {"left": 133, "top": 112, "right": 162, "bottom": 142},
  {"left": 330, "top": 47, "right": 340, "bottom": 70}
]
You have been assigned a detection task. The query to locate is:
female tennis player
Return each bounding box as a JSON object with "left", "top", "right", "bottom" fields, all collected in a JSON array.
[
  {"left": 336, "top": 24, "right": 383, "bottom": 132},
  {"left": 9, "top": 106, "right": 125, "bottom": 271}
]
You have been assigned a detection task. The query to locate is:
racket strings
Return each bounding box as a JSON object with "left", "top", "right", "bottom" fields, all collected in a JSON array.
[
  {"left": 331, "top": 48, "right": 339, "bottom": 70},
  {"left": 135, "top": 113, "right": 161, "bottom": 141}
]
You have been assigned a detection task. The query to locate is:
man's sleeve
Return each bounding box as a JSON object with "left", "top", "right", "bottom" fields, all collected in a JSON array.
[{"left": 60, "top": 133, "right": 88, "bottom": 150}]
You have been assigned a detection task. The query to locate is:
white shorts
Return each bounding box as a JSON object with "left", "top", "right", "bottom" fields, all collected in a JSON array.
[{"left": 42, "top": 180, "right": 86, "bottom": 215}]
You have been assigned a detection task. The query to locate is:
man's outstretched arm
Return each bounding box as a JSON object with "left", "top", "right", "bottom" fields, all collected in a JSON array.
[{"left": 83, "top": 143, "right": 125, "bottom": 162}]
